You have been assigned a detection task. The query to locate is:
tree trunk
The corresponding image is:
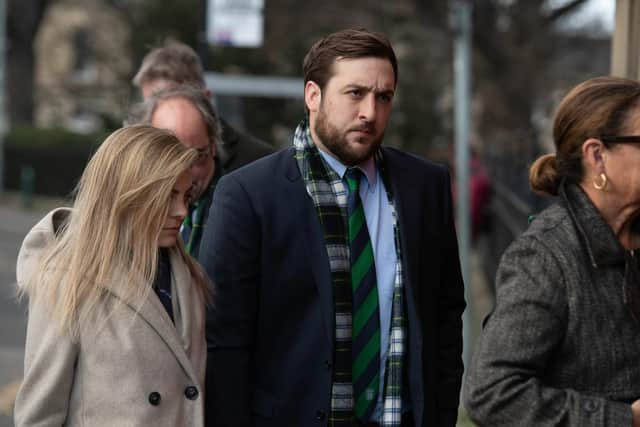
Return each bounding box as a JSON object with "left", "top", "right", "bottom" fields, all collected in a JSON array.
[{"left": 7, "top": 0, "right": 49, "bottom": 126}]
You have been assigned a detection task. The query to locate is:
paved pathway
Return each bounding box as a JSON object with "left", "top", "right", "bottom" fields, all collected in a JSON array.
[{"left": 0, "top": 201, "right": 54, "bottom": 425}]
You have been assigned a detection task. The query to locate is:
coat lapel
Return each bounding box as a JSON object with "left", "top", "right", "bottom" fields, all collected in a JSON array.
[
  {"left": 169, "top": 249, "right": 202, "bottom": 372},
  {"left": 106, "top": 260, "right": 199, "bottom": 385},
  {"left": 285, "top": 151, "right": 334, "bottom": 344}
]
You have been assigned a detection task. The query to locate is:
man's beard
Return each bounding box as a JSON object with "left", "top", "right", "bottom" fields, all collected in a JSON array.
[{"left": 314, "top": 107, "right": 384, "bottom": 166}]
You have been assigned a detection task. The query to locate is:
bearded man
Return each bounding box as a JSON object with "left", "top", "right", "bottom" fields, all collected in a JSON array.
[{"left": 199, "top": 28, "right": 466, "bottom": 427}]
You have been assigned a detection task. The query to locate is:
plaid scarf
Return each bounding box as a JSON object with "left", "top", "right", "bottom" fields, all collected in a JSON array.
[{"left": 293, "top": 119, "right": 406, "bottom": 426}]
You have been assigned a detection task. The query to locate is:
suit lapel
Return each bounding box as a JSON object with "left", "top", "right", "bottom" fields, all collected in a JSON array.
[
  {"left": 382, "top": 148, "right": 428, "bottom": 427},
  {"left": 285, "top": 151, "right": 334, "bottom": 344},
  {"left": 308, "top": 205, "right": 334, "bottom": 344},
  {"left": 381, "top": 148, "right": 423, "bottom": 339}
]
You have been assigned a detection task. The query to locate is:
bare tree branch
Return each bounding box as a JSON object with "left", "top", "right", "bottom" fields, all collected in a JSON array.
[{"left": 545, "top": 0, "right": 589, "bottom": 24}]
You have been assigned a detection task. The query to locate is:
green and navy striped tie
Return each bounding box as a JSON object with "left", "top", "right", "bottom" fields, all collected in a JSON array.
[{"left": 345, "top": 167, "right": 380, "bottom": 421}]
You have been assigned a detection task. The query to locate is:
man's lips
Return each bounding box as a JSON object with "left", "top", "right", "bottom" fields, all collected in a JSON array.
[{"left": 350, "top": 125, "right": 375, "bottom": 135}]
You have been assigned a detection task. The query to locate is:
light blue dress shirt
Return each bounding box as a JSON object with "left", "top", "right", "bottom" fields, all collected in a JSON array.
[{"left": 319, "top": 149, "right": 397, "bottom": 421}]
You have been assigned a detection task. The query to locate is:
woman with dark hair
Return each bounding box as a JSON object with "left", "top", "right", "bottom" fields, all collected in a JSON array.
[{"left": 465, "top": 76, "right": 640, "bottom": 426}]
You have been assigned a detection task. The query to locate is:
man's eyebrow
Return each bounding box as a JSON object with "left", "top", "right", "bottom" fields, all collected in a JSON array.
[
  {"left": 376, "top": 88, "right": 395, "bottom": 96},
  {"left": 343, "top": 84, "right": 394, "bottom": 95}
]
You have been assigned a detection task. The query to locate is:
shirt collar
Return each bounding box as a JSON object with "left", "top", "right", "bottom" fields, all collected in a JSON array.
[{"left": 317, "top": 148, "right": 377, "bottom": 192}]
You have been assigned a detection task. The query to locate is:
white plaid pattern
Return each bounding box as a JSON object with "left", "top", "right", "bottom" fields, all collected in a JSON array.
[
  {"left": 335, "top": 313, "right": 352, "bottom": 341},
  {"left": 331, "top": 383, "right": 354, "bottom": 410},
  {"left": 327, "top": 244, "right": 350, "bottom": 272}
]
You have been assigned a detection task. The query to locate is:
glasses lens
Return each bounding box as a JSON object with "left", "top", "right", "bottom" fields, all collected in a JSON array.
[
  {"left": 602, "top": 136, "right": 640, "bottom": 144},
  {"left": 196, "top": 146, "right": 210, "bottom": 163}
]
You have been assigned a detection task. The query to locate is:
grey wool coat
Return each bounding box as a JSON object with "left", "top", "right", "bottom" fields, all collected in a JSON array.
[
  {"left": 14, "top": 208, "right": 207, "bottom": 427},
  {"left": 464, "top": 182, "right": 640, "bottom": 426}
]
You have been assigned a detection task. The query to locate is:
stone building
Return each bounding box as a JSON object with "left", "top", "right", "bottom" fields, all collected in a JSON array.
[{"left": 34, "top": 0, "right": 132, "bottom": 132}]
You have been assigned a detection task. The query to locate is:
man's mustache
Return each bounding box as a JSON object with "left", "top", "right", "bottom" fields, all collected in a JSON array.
[{"left": 349, "top": 122, "right": 376, "bottom": 134}]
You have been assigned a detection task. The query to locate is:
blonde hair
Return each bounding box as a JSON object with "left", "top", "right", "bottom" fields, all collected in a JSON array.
[
  {"left": 530, "top": 76, "right": 640, "bottom": 196},
  {"left": 24, "top": 125, "right": 208, "bottom": 338}
]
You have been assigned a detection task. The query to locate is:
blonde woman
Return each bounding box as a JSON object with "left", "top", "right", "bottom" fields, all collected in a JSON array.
[{"left": 14, "top": 125, "right": 209, "bottom": 426}]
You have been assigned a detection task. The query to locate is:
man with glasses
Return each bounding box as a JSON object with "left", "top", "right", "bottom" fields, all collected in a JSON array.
[
  {"left": 131, "top": 86, "right": 222, "bottom": 257},
  {"left": 132, "top": 39, "right": 274, "bottom": 173}
]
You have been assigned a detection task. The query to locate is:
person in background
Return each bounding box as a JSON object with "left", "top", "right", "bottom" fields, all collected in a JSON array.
[
  {"left": 14, "top": 125, "right": 209, "bottom": 427},
  {"left": 132, "top": 39, "right": 273, "bottom": 173},
  {"left": 464, "top": 76, "right": 640, "bottom": 426},
  {"left": 131, "top": 86, "right": 221, "bottom": 257},
  {"left": 469, "top": 148, "right": 492, "bottom": 241},
  {"left": 200, "top": 28, "right": 466, "bottom": 427}
]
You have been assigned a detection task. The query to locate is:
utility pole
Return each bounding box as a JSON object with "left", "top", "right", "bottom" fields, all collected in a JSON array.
[
  {"left": 451, "top": 0, "right": 473, "bottom": 371},
  {"left": 611, "top": 0, "right": 640, "bottom": 78},
  {"left": 0, "top": 0, "right": 6, "bottom": 192}
]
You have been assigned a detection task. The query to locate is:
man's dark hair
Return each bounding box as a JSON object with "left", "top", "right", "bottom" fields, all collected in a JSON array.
[{"left": 302, "top": 28, "right": 398, "bottom": 90}]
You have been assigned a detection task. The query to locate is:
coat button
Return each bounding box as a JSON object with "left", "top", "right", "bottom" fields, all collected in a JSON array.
[
  {"left": 316, "top": 409, "right": 326, "bottom": 420},
  {"left": 324, "top": 360, "right": 332, "bottom": 370},
  {"left": 184, "top": 386, "right": 199, "bottom": 400},
  {"left": 148, "top": 391, "right": 161, "bottom": 406}
]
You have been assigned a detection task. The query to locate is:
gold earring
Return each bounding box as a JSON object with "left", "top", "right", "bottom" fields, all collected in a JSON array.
[{"left": 593, "top": 173, "right": 607, "bottom": 191}]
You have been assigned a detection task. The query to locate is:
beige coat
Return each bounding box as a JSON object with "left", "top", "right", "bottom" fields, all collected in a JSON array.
[{"left": 14, "top": 208, "right": 207, "bottom": 427}]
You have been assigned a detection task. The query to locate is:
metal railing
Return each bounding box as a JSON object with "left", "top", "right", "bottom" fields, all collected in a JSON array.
[{"left": 478, "top": 139, "right": 552, "bottom": 294}]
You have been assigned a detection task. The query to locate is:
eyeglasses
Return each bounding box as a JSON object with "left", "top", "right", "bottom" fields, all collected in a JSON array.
[
  {"left": 599, "top": 135, "right": 640, "bottom": 145},
  {"left": 194, "top": 145, "right": 213, "bottom": 164}
]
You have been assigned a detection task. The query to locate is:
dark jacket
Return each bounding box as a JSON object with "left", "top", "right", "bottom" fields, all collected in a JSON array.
[
  {"left": 200, "top": 146, "right": 466, "bottom": 427},
  {"left": 220, "top": 119, "right": 274, "bottom": 173},
  {"left": 464, "top": 182, "right": 640, "bottom": 426},
  {"left": 188, "top": 121, "right": 272, "bottom": 258}
]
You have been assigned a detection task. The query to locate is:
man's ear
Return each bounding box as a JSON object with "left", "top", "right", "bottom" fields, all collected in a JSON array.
[{"left": 304, "top": 81, "right": 321, "bottom": 113}]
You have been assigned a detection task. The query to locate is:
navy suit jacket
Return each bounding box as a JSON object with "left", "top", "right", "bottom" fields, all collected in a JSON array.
[{"left": 199, "top": 146, "right": 465, "bottom": 427}]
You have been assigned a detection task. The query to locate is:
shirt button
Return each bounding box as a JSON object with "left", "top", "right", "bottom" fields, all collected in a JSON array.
[
  {"left": 184, "top": 386, "right": 199, "bottom": 400},
  {"left": 148, "top": 391, "right": 161, "bottom": 406},
  {"left": 316, "top": 409, "right": 326, "bottom": 420}
]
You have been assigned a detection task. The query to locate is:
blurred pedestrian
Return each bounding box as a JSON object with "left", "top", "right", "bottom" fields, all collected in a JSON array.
[
  {"left": 14, "top": 126, "right": 209, "bottom": 426},
  {"left": 464, "top": 76, "right": 640, "bottom": 426},
  {"left": 132, "top": 39, "right": 273, "bottom": 172},
  {"left": 469, "top": 149, "right": 492, "bottom": 240},
  {"left": 450, "top": 147, "right": 493, "bottom": 242},
  {"left": 200, "top": 28, "right": 466, "bottom": 427},
  {"left": 132, "top": 86, "right": 221, "bottom": 258}
]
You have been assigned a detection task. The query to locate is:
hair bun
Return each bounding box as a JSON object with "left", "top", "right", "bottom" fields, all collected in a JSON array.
[{"left": 529, "top": 153, "right": 559, "bottom": 196}]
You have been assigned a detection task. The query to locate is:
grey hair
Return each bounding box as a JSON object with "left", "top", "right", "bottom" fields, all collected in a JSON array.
[
  {"left": 132, "top": 40, "right": 206, "bottom": 90},
  {"left": 126, "top": 85, "right": 226, "bottom": 162}
]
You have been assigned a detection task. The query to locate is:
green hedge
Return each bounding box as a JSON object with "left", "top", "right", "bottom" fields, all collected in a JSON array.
[{"left": 3, "top": 126, "right": 108, "bottom": 197}]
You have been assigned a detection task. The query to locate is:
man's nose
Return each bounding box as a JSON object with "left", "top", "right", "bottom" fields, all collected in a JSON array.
[{"left": 358, "top": 94, "right": 376, "bottom": 121}]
